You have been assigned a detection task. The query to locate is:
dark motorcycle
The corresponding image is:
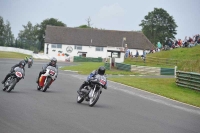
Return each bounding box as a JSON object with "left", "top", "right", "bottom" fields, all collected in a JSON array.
[
  {"left": 3, "top": 67, "right": 24, "bottom": 92},
  {"left": 28, "top": 58, "right": 33, "bottom": 68},
  {"left": 77, "top": 74, "right": 107, "bottom": 107}
]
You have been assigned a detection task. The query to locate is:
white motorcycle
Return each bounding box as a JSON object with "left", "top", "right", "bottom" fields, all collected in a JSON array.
[{"left": 3, "top": 67, "right": 24, "bottom": 92}]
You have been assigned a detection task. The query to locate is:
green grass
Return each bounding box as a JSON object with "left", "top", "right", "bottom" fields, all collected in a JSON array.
[
  {"left": 108, "top": 77, "right": 200, "bottom": 107},
  {"left": 147, "top": 45, "right": 200, "bottom": 60},
  {"left": 124, "top": 45, "right": 200, "bottom": 72},
  {"left": 61, "top": 62, "right": 139, "bottom": 75},
  {"left": 1, "top": 49, "right": 200, "bottom": 107},
  {"left": 0, "top": 51, "right": 31, "bottom": 59}
]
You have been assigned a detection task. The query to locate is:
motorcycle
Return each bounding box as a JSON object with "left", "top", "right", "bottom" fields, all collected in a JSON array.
[
  {"left": 28, "top": 58, "right": 33, "bottom": 68},
  {"left": 77, "top": 74, "right": 107, "bottom": 107},
  {"left": 37, "top": 66, "right": 57, "bottom": 92},
  {"left": 3, "top": 67, "right": 24, "bottom": 92}
]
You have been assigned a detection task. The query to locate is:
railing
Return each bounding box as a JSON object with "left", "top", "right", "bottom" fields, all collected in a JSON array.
[
  {"left": 115, "top": 63, "right": 131, "bottom": 71},
  {"left": 104, "top": 63, "right": 110, "bottom": 70},
  {"left": 176, "top": 71, "right": 200, "bottom": 91},
  {"left": 130, "top": 56, "right": 179, "bottom": 66},
  {"left": 73, "top": 56, "right": 103, "bottom": 62}
]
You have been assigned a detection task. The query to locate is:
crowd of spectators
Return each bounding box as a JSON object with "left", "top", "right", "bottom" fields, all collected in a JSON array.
[
  {"left": 125, "top": 34, "right": 200, "bottom": 60},
  {"left": 154, "top": 34, "right": 200, "bottom": 52}
]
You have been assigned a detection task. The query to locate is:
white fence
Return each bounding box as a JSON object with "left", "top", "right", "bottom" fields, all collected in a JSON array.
[
  {"left": 0, "top": 46, "right": 67, "bottom": 61},
  {"left": 0, "top": 46, "right": 33, "bottom": 55}
]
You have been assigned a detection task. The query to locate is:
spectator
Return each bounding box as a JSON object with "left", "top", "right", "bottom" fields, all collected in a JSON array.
[
  {"left": 134, "top": 50, "right": 139, "bottom": 57},
  {"left": 178, "top": 39, "right": 182, "bottom": 47},
  {"left": 141, "top": 49, "right": 146, "bottom": 62},
  {"left": 183, "top": 36, "right": 188, "bottom": 47},
  {"left": 174, "top": 39, "right": 179, "bottom": 48},
  {"left": 197, "top": 37, "right": 200, "bottom": 44},
  {"left": 157, "top": 41, "right": 162, "bottom": 50}
]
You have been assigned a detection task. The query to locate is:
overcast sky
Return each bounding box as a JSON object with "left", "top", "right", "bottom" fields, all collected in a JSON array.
[{"left": 0, "top": 0, "right": 199, "bottom": 40}]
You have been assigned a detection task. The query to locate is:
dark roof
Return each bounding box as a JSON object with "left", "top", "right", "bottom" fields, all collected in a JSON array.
[{"left": 45, "top": 25, "right": 155, "bottom": 50}]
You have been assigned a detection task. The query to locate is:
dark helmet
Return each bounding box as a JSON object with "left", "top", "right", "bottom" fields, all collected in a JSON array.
[
  {"left": 50, "top": 57, "right": 57, "bottom": 66},
  {"left": 97, "top": 66, "right": 105, "bottom": 75},
  {"left": 19, "top": 61, "right": 25, "bottom": 68}
]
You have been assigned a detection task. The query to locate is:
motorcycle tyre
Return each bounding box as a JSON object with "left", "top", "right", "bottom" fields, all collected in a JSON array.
[
  {"left": 7, "top": 78, "right": 17, "bottom": 92},
  {"left": 42, "top": 77, "right": 51, "bottom": 92},
  {"left": 89, "top": 90, "right": 100, "bottom": 107},
  {"left": 77, "top": 95, "right": 84, "bottom": 103}
]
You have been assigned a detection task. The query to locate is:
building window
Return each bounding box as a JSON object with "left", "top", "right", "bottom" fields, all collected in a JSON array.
[
  {"left": 74, "top": 45, "right": 82, "bottom": 50},
  {"left": 112, "top": 52, "right": 120, "bottom": 58},
  {"left": 51, "top": 44, "right": 62, "bottom": 48},
  {"left": 96, "top": 47, "right": 103, "bottom": 51},
  {"left": 51, "top": 44, "right": 57, "bottom": 48},
  {"left": 57, "top": 44, "right": 62, "bottom": 48}
]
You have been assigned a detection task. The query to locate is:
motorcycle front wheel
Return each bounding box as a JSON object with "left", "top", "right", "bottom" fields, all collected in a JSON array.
[
  {"left": 7, "top": 78, "right": 17, "bottom": 92},
  {"left": 42, "top": 77, "right": 52, "bottom": 92},
  {"left": 89, "top": 90, "right": 100, "bottom": 107},
  {"left": 77, "top": 95, "right": 84, "bottom": 103}
]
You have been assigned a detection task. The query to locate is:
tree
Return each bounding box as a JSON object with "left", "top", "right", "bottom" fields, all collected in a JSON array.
[
  {"left": 18, "top": 21, "right": 39, "bottom": 49},
  {"left": 139, "top": 8, "right": 177, "bottom": 45},
  {"left": 0, "top": 16, "right": 5, "bottom": 46},
  {"left": 37, "top": 18, "right": 66, "bottom": 50},
  {"left": 78, "top": 25, "right": 91, "bottom": 28},
  {"left": 4, "top": 20, "right": 14, "bottom": 47}
]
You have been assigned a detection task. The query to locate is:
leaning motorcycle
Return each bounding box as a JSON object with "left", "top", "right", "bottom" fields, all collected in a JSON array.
[
  {"left": 28, "top": 58, "right": 33, "bottom": 68},
  {"left": 77, "top": 74, "right": 107, "bottom": 107},
  {"left": 3, "top": 67, "right": 24, "bottom": 92},
  {"left": 37, "top": 66, "right": 57, "bottom": 92}
]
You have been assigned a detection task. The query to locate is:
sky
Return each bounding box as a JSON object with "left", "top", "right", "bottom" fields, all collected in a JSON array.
[{"left": 0, "top": 0, "right": 200, "bottom": 40}]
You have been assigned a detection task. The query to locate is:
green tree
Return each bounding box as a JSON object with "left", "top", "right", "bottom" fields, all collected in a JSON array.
[
  {"left": 139, "top": 8, "right": 177, "bottom": 45},
  {"left": 4, "top": 20, "right": 14, "bottom": 47},
  {"left": 0, "top": 16, "right": 5, "bottom": 46},
  {"left": 37, "top": 18, "right": 66, "bottom": 51},
  {"left": 78, "top": 25, "right": 91, "bottom": 28},
  {"left": 18, "top": 21, "right": 39, "bottom": 50}
]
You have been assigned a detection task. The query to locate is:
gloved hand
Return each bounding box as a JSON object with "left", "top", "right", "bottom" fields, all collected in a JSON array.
[
  {"left": 10, "top": 68, "right": 14, "bottom": 73},
  {"left": 104, "top": 85, "right": 107, "bottom": 89}
]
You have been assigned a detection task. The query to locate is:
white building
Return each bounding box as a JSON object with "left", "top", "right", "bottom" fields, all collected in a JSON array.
[{"left": 44, "top": 26, "right": 155, "bottom": 62}]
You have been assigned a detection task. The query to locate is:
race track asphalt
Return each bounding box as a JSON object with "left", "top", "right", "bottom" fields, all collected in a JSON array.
[{"left": 0, "top": 59, "right": 200, "bottom": 133}]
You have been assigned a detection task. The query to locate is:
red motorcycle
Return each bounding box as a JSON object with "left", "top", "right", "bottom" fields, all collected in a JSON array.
[{"left": 37, "top": 66, "right": 57, "bottom": 92}]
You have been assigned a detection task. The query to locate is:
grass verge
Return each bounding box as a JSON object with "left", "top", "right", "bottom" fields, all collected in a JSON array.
[
  {"left": 108, "top": 76, "right": 200, "bottom": 107},
  {"left": 0, "top": 51, "right": 31, "bottom": 59},
  {"left": 61, "top": 62, "right": 139, "bottom": 75}
]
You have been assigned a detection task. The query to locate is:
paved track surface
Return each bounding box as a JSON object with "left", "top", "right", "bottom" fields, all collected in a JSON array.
[{"left": 0, "top": 59, "right": 200, "bottom": 133}]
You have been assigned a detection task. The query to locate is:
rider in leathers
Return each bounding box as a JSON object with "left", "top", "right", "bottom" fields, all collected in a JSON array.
[
  {"left": 36, "top": 57, "right": 58, "bottom": 84},
  {"left": 77, "top": 66, "right": 107, "bottom": 95},
  {"left": 1, "top": 61, "right": 26, "bottom": 84}
]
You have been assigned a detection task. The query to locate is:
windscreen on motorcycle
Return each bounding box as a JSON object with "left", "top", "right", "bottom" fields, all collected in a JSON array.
[
  {"left": 46, "top": 66, "right": 57, "bottom": 76},
  {"left": 14, "top": 67, "right": 24, "bottom": 78},
  {"left": 92, "top": 74, "right": 107, "bottom": 86}
]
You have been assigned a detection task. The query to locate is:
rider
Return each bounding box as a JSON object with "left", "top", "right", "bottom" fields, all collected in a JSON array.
[
  {"left": 77, "top": 66, "right": 107, "bottom": 95},
  {"left": 36, "top": 57, "right": 58, "bottom": 84},
  {"left": 24, "top": 56, "right": 29, "bottom": 64},
  {"left": 1, "top": 61, "right": 25, "bottom": 84}
]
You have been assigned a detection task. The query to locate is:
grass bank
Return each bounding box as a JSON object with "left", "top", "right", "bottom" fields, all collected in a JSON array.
[
  {"left": 124, "top": 45, "right": 200, "bottom": 73},
  {"left": 61, "top": 62, "right": 139, "bottom": 75},
  {"left": 109, "top": 76, "right": 200, "bottom": 107},
  {"left": 0, "top": 51, "right": 30, "bottom": 59}
]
